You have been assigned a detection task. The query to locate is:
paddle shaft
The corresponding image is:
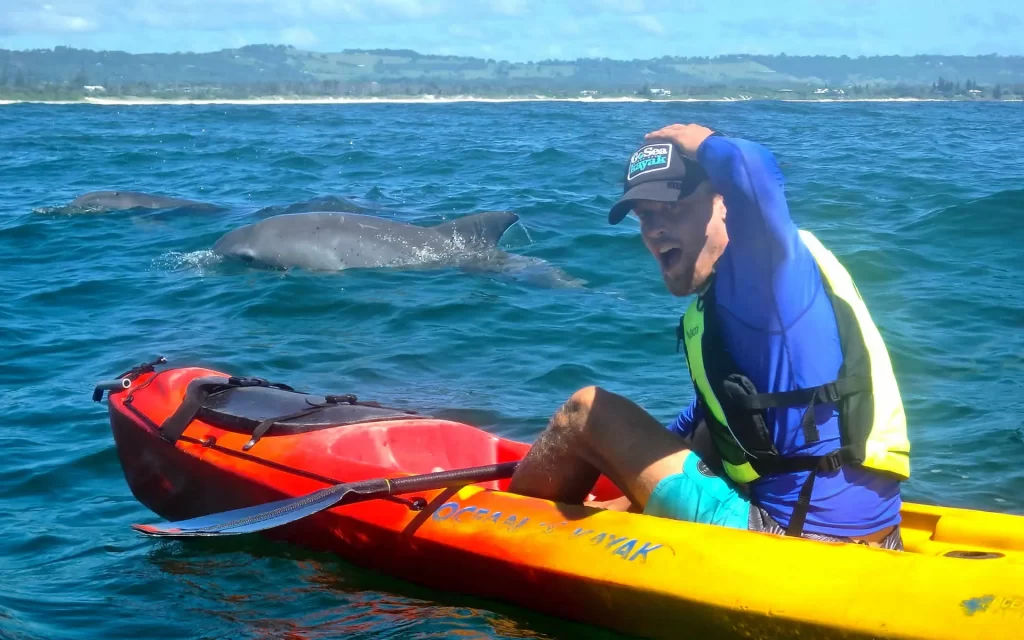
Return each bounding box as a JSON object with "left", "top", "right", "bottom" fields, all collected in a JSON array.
[
  {"left": 132, "top": 459, "right": 522, "bottom": 536},
  {"left": 377, "top": 460, "right": 520, "bottom": 497}
]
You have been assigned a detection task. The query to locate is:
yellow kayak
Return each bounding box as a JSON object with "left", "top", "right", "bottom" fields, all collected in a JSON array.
[
  {"left": 108, "top": 365, "right": 1024, "bottom": 640},
  {"left": 432, "top": 487, "right": 1024, "bottom": 640}
]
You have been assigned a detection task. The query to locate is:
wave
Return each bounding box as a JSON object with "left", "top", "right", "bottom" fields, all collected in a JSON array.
[{"left": 897, "top": 188, "right": 1024, "bottom": 238}]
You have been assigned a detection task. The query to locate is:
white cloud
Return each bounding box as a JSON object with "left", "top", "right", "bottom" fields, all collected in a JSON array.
[
  {"left": 373, "top": 0, "right": 444, "bottom": 19},
  {"left": 561, "top": 19, "right": 581, "bottom": 35},
  {"left": 587, "top": 0, "right": 702, "bottom": 15},
  {"left": 0, "top": 0, "right": 681, "bottom": 37},
  {"left": 629, "top": 14, "right": 663, "bottom": 34},
  {"left": 281, "top": 26, "right": 318, "bottom": 47},
  {"left": 591, "top": 0, "right": 646, "bottom": 12},
  {"left": 1, "top": 2, "right": 98, "bottom": 33},
  {"left": 489, "top": 0, "right": 529, "bottom": 16},
  {"left": 59, "top": 16, "right": 93, "bottom": 31},
  {"left": 305, "top": 0, "right": 367, "bottom": 20},
  {"left": 3, "top": 0, "right": 1018, "bottom": 60},
  {"left": 0, "top": 0, "right": 448, "bottom": 33},
  {"left": 447, "top": 23, "right": 483, "bottom": 38}
]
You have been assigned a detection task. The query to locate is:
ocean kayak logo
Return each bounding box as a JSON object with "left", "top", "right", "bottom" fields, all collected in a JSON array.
[
  {"left": 628, "top": 144, "right": 672, "bottom": 181},
  {"left": 432, "top": 500, "right": 664, "bottom": 564}
]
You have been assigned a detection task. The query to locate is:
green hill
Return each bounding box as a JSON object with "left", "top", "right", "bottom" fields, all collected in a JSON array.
[{"left": 3, "top": 45, "right": 1023, "bottom": 100}]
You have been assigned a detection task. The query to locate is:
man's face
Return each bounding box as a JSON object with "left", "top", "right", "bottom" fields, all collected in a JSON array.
[{"left": 632, "top": 182, "right": 727, "bottom": 296}]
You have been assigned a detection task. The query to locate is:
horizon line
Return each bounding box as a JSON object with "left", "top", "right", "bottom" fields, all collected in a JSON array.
[{"left": 3, "top": 44, "right": 1023, "bottom": 63}]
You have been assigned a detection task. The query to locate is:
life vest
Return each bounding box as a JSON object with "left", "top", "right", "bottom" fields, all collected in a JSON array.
[{"left": 677, "top": 229, "right": 910, "bottom": 537}]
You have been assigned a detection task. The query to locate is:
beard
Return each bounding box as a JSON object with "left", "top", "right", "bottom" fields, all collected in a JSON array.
[
  {"left": 661, "top": 250, "right": 716, "bottom": 297},
  {"left": 661, "top": 256, "right": 697, "bottom": 296}
]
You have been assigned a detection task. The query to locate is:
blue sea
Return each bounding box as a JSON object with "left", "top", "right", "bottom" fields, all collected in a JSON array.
[{"left": 1, "top": 100, "right": 1023, "bottom": 639}]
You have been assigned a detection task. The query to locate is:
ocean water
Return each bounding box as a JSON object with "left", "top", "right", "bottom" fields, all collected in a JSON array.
[{"left": 1, "top": 100, "right": 1023, "bottom": 639}]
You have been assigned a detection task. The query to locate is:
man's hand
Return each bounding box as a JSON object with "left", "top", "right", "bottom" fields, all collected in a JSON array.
[{"left": 645, "top": 123, "right": 715, "bottom": 159}]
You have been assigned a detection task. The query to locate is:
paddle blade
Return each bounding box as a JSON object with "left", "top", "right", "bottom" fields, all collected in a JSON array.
[
  {"left": 131, "top": 483, "right": 355, "bottom": 537},
  {"left": 131, "top": 461, "right": 518, "bottom": 539}
]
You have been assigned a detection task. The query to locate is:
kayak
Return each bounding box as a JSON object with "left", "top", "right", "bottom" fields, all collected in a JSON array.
[{"left": 100, "top": 361, "right": 1024, "bottom": 640}]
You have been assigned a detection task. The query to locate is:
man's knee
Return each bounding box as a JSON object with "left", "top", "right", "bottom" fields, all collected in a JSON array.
[
  {"left": 559, "top": 385, "right": 640, "bottom": 441},
  {"left": 569, "top": 385, "right": 604, "bottom": 408},
  {"left": 553, "top": 386, "right": 607, "bottom": 432}
]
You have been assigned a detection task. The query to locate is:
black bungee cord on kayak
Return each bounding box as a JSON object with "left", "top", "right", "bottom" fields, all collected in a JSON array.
[
  {"left": 158, "top": 375, "right": 296, "bottom": 444},
  {"left": 242, "top": 394, "right": 359, "bottom": 451},
  {"left": 94, "top": 356, "right": 424, "bottom": 452}
]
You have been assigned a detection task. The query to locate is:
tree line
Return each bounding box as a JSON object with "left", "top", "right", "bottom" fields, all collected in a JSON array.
[{"left": 2, "top": 53, "right": 1022, "bottom": 101}]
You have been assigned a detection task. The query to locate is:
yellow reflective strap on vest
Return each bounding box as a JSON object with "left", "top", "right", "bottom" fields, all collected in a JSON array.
[
  {"left": 797, "top": 230, "right": 911, "bottom": 480},
  {"left": 682, "top": 299, "right": 763, "bottom": 484},
  {"left": 682, "top": 299, "right": 727, "bottom": 427}
]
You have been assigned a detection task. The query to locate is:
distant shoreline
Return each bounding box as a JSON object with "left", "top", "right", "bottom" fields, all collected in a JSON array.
[{"left": 1, "top": 95, "right": 1018, "bottom": 106}]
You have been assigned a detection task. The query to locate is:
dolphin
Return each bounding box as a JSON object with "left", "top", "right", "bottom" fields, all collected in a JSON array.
[
  {"left": 251, "top": 195, "right": 370, "bottom": 217},
  {"left": 211, "top": 210, "right": 520, "bottom": 271},
  {"left": 68, "top": 190, "right": 226, "bottom": 212}
]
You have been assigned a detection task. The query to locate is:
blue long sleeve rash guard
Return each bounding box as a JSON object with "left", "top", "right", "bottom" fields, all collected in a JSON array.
[{"left": 665, "top": 134, "right": 901, "bottom": 537}]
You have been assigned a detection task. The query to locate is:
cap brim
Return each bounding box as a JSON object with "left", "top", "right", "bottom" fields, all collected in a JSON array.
[{"left": 608, "top": 181, "right": 682, "bottom": 224}]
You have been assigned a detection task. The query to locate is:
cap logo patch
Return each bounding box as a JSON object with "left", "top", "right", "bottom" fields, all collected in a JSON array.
[{"left": 628, "top": 143, "right": 672, "bottom": 181}]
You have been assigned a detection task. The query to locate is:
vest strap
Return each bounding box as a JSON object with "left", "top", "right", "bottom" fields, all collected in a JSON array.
[
  {"left": 786, "top": 472, "right": 817, "bottom": 537},
  {"left": 800, "top": 407, "right": 821, "bottom": 445},
  {"left": 751, "top": 448, "right": 854, "bottom": 537},
  {"left": 737, "top": 375, "right": 871, "bottom": 411},
  {"left": 752, "top": 446, "right": 856, "bottom": 476}
]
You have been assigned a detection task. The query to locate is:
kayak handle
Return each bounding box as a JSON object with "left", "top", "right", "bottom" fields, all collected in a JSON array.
[{"left": 92, "top": 378, "right": 132, "bottom": 402}]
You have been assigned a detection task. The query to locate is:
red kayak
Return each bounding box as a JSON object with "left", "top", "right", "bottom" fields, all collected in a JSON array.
[{"left": 102, "top": 359, "right": 1024, "bottom": 640}]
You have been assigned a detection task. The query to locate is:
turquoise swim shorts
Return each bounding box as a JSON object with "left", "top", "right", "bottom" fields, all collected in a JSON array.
[{"left": 643, "top": 450, "right": 751, "bottom": 530}]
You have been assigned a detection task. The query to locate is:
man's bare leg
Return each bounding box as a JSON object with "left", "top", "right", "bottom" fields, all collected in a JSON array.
[{"left": 507, "top": 386, "right": 698, "bottom": 509}]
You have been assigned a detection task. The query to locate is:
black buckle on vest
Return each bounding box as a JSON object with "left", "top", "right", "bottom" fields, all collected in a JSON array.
[
  {"left": 821, "top": 382, "right": 840, "bottom": 403},
  {"left": 818, "top": 450, "right": 844, "bottom": 473}
]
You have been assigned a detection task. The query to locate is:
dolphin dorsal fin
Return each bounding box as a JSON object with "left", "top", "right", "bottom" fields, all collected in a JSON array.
[{"left": 432, "top": 211, "right": 519, "bottom": 247}]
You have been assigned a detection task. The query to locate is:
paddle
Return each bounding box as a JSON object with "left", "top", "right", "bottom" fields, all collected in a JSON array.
[{"left": 131, "top": 460, "right": 520, "bottom": 537}]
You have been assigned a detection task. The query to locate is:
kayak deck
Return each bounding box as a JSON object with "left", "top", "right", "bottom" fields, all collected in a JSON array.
[{"left": 107, "top": 366, "right": 1024, "bottom": 640}]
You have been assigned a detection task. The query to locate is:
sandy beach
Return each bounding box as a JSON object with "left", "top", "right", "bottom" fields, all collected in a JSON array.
[{"left": 14, "top": 95, "right": 693, "bottom": 105}]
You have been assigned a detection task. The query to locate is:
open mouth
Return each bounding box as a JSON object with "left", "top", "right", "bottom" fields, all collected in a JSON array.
[{"left": 659, "top": 247, "right": 683, "bottom": 271}]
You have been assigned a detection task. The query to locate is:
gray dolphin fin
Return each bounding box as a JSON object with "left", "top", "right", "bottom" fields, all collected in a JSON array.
[{"left": 432, "top": 211, "right": 520, "bottom": 247}]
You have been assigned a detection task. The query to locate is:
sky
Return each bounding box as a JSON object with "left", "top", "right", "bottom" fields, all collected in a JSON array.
[{"left": 1, "top": 0, "right": 1022, "bottom": 61}]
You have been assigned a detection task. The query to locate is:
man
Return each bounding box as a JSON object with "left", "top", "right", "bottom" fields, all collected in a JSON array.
[{"left": 507, "top": 123, "right": 911, "bottom": 548}]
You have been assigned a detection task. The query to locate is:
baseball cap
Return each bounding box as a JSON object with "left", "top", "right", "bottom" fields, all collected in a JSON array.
[{"left": 608, "top": 139, "right": 709, "bottom": 224}]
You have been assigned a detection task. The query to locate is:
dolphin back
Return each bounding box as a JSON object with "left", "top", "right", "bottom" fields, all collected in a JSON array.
[
  {"left": 432, "top": 211, "right": 519, "bottom": 248},
  {"left": 252, "top": 195, "right": 369, "bottom": 217},
  {"left": 69, "top": 190, "right": 224, "bottom": 212}
]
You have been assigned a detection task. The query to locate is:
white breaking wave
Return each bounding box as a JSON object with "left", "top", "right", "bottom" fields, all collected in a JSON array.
[{"left": 152, "top": 250, "right": 223, "bottom": 274}]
